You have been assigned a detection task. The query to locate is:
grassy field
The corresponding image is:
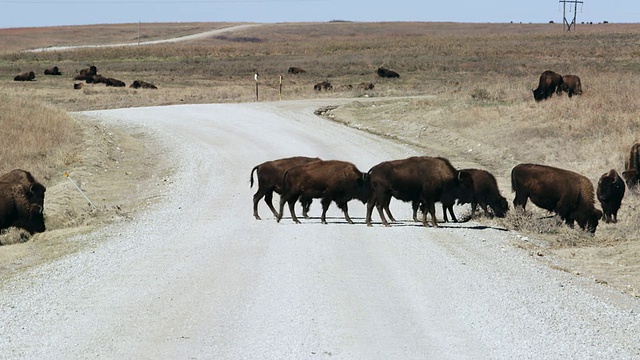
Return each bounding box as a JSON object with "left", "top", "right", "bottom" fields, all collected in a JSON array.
[{"left": 2, "top": 21, "right": 640, "bottom": 295}]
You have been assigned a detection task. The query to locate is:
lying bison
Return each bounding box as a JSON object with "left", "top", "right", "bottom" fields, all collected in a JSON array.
[
  {"left": 366, "top": 156, "right": 473, "bottom": 227},
  {"left": 130, "top": 80, "right": 158, "bottom": 89},
  {"left": 250, "top": 156, "right": 321, "bottom": 220},
  {"left": 287, "top": 67, "right": 306, "bottom": 74},
  {"left": 44, "top": 66, "right": 62, "bottom": 75},
  {"left": 314, "top": 81, "right": 333, "bottom": 91},
  {"left": 441, "top": 168, "right": 509, "bottom": 222},
  {"left": 377, "top": 67, "right": 400, "bottom": 78},
  {"left": 86, "top": 74, "right": 107, "bottom": 84},
  {"left": 14, "top": 71, "right": 35, "bottom": 81},
  {"left": 560, "top": 74, "right": 582, "bottom": 97},
  {"left": 511, "top": 163, "right": 602, "bottom": 233},
  {"left": 532, "top": 70, "right": 563, "bottom": 101},
  {"left": 105, "top": 78, "right": 126, "bottom": 87},
  {"left": 277, "top": 160, "right": 369, "bottom": 224},
  {"left": 597, "top": 169, "right": 625, "bottom": 223},
  {"left": 73, "top": 66, "right": 97, "bottom": 81},
  {"left": 622, "top": 142, "right": 640, "bottom": 189}
]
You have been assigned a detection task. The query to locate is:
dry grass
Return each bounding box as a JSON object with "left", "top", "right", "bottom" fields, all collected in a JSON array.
[{"left": 2, "top": 22, "right": 640, "bottom": 289}]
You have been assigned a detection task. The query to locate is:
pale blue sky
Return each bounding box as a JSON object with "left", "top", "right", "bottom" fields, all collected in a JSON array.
[{"left": 0, "top": 0, "right": 636, "bottom": 29}]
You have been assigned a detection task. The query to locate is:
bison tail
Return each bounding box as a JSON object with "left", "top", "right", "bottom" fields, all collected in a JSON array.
[
  {"left": 250, "top": 165, "right": 259, "bottom": 188},
  {"left": 510, "top": 167, "right": 518, "bottom": 193}
]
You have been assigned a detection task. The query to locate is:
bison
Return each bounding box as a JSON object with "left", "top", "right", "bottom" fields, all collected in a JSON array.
[
  {"left": 105, "top": 78, "right": 126, "bottom": 87},
  {"left": 250, "top": 156, "right": 321, "bottom": 220},
  {"left": 622, "top": 142, "right": 640, "bottom": 189},
  {"left": 560, "top": 74, "right": 583, "bottom": 97},
  {"left": 597, "top": 169, "right": 625, "bottom": 223},
  {"left": 73, "top": 83, "right": 83, "bottom": 90},
  {"left": 73, "top": 66, "right": 97, "bottom": 81},
  {"left": 313, "top": 81, "right": 333, "bottom": 92},
  {"left": 358, "top": 82, "right": 375, "bottom": 90},
  {"left": 366, "top": 156, "right": 473, "bottom": 227},
  {"left": 441, "top": 168, "right": 509, "bottom": 222},
  {"left": 277, "top": 160, "right": 369, "bottom": 224},
  {"left": 0, "top": 169, "right": 46, "bottom": 212},
  {"left": 377, "top": 67, "right": 400, "bottom": 78},
  {"left": 287, "top": 67, "right": 306, "bottom": 74},
  {"left": 14, "top": 71, "right": 35, "bottom": 81},
  {"left": 532, "top": 70, "right": 563, "bottom": 101},
  {"left": 130, "top": 80, "right": 158, "bottom": 89},
  {"left": 511, "top": 163, "right": 602, "bottom": 233},
  {"left": 86, "top": 74, "right": 107, "bottom": 84},
  {"left": 43, "top": 66, "right": 62, "bottom": 75},
  {"left": 0, "top": 170, "right": 46, "bottom": 235}
]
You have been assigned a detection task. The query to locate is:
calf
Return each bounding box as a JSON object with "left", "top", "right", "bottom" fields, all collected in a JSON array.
[{"left": 561, "top": 74, "right": 583, "bottom": 97}]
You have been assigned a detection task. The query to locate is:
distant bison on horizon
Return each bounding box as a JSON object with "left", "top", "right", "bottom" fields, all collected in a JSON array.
[
  {"left": 14, "top": 71, "right": 35, "bottom": 81},
  {"left": 130, "top": 80, "right": 157, "bottom": 89},
  {"left": 43, "top": 66, "right": 62, "bottom": 75},
  {"left": 287, "top": 67, "right": 306, "bottom": 74},
  {"left": 377, "top": 67, "right": 400, "bottom": 78}
]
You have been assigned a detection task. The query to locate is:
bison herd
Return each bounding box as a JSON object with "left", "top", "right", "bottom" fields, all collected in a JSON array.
[
  {"left": 12, "top": 64, "right": 158, "bottom": 90},
  {"left": 0, "top": 169, "right": 46, "bottom": 240},
  {"left": 251, "top": 152, "right": 639, "bottom": 234},
  {"left": 532, "top": 70, "right": 583, "bottom": 101},
  {"left": 286, "top": 66, "right": 399, "bottom": 93}
]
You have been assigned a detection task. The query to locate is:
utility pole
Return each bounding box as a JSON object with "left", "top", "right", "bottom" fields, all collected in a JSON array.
[{"left": 559, "top": 0, "right": 584, "bottom": 31}]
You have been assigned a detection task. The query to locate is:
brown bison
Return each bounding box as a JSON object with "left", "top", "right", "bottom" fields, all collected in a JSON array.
[
  {"left": 130, "top": 80, "right": 158, "bottom": 89},
  {"left": 0, "top": 169, "right": 46, "bottom": 235},
  {"left": 73, "top": 83, "right": 83, "bottom": 90},
  {"left": 532, "top": 70, "right": 563, "bottom": 101},
  {"left": 105, "top": 78, "right": 126, "bottom": 87},
  {"left": 277, "top": 160, "right": 369, "bottom": 224},
  {"left": 250, "top": 156, "right": 321, "bottom": 220},
  {"left": 287, "top": 67, "right": 306, "bottom": 74},
  {"left": 560, "top": 74, "right": 582, "bottom": 97},
  {"left": 366, "top": 156, "right": 473, "bottom": 227},
  {"left": 14, "top": 71, "right": 35, "bottom": 81},
  {"left": 511, "top": 163, "right": 602, "bottom": 233},
  {"left": 73, "top": 66, "right": 97, "bottom": 81},
  {"left": 358, "top": 82, "right": 375, "bottom": 90},
  {"left": 622, "top": 142, "right": 640, "bottom": 189},
  {"left": 597, "top": 169, "right": 625, "bottom": 223},
  {"left": 43, "top": 66, "right": 62, "bottom": 75},
  {"left": 377, "top": 67, "right": 400, "bottom": 78},
  {"left": 86, "top": 74, "right": 107, "bottom": 84},
  {"left": 313, "top": 81, "right": 333, "bottom": 91},
  {"left": 441, "top": 168, "right": 509, "bottom": 222}
]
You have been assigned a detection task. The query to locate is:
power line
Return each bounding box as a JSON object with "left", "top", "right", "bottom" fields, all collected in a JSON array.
[{"left": 559, "top": 0, "right": 584, "bottom": 32}]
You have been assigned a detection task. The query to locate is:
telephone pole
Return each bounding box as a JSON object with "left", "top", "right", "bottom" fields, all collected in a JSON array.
[{"left": 559, "top": 0, "right": 584, "bottom": 31}]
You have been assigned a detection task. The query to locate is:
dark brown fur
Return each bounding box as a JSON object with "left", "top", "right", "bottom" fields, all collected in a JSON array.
[
  {"left": 73, "top": 83, "right": 83, "bottom": 90},
  {"left": 14, "top": 71, "right": 35, "bottom": 81},
  {"left": 43, "top": 66, "right": 62, "bottom": 75},
  {"left": 377, "top": 67, "right": 400, "bottom": 78},
  {"left": 105, "top": 78, "right": 126, "bottom": 87},
  {"left": 250, "top": 156, "right": 321, "bottom": 220},
  {"left": 622, "top": 143, "right": 640, "bottom": 189},
  {"left": 560, "top": 74, "right": 583, "bottom": 97},
  {"left": 287, "top": 67, "right": 306, "bottom": 74},
  {"left": 313, "top": 81, "right": 332, "bottom": 91},
  {"left": 0, "top": 180, "right": 46, "bottom": 235},
  {"left": 277, "top": 160, "right": 369, "bottom": 224},
  {"left": 73, "top": 66, "right": 97, "bottom": 81},
  {"left": 130, "top": 80, "right": 158, "bottom": 89},
  {"left": 532, "top": 70, "right": 563, "bottom": 101},
  {"left": 358, "top": 82, "right": 375, "bottom": 90},
  {"left": 366, "top": 156, "right": 472, "bottom": 227},
  {"left": 441, "top": 168, "right": 509, "bottom": 222},
  {"left": 597, "top": 169, "right": 625, "bottom": 223},
  {"left": 511, "top": 163, "right": 602, "bottom": 233}
]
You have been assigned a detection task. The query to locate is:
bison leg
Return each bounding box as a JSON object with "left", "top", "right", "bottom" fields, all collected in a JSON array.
[
  {"left": 252, "top": 189, "right": 265, "bottom": 220},
  {"left": 365, "top": 200, "right": 376, "bottom": 226},
  {"left": 264, "top": 191, "right": 280, "bottom": 219},
  {"left": 338, "top": 201, "right": 354, "bottom": 224},
  {"left": 411, "top": 201, "right": 420, "bottom": 222},
  {"left": 320, "top": 197, "right": 332, "bottom": 224},
  {"left": 513, "top": 192, "right": 528, "bottom": 210},
  {"left": 384, "top": 197, "right": 397, "bottom": 222},
  {"left": 288, "top": 198, "right": 301, "bottom": 224},
  {"left": 300, "top": 197, "right": 312, "bottom": 218}
]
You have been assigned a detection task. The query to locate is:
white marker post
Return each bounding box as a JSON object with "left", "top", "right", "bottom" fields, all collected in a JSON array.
[
  {"left": 65, "top": 172, "right": 97, "bottom": 210},
  {"left": 254, "top": 72, "right": 259, "bottom": 101}
]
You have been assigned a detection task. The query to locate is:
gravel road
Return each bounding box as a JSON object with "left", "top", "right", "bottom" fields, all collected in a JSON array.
[{"left": 1, "top": 100, "right": 640, "bottom": 359}]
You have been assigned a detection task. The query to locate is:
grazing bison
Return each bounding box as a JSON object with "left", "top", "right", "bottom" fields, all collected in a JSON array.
[
  {"left": 313, "top": 81, "right": 333, "bottom": 91},
  {"left": 597, "top": 169, "right": 625, "bottom": 223},
  {"left": 14, "top": 71, "right": 35, "bottom": 81},
  {"left": 73, "top": 66, "right": 97, "bottom": 81},
  {"left": 250, "top": 156, "right": 321, "bottom": 220},
  {"left": 287, "top": 67, "right": 306, "bottom": 74},
  {"left": 130, "top": 80, "right": 158, "bottom": 89},
  {"left": 358, "top": 82, "right": 375, "bottom": 90},
  {"left": 532, "top": 70, "right": 563, "bottom": 101},
  {"left": 511, "top": 163, "right": 602, "bottom": 233},
  {"left": 622, "top": 142, "right": 640, "bottom": 189},
  {"left": 377, "top": 67, "right": 400, "bottom": 78},
  {"left": 73, "top": 83, "right": 83, "bottom": 90},
  {"left": 560, "top": 74, "right": 583, "bottom": 97},
  {"left": 0, "top": 182, "right": 45, "bottom": 235},
  {"left": 441, "top": 168, "right": 509, "bottom": 222},
  {"left": 43, "top": 66, "right": 62, "bottom": 75},
  {"left": 366, "top": 156, "right": 473, "bottom": 227},
  {"left": 105, "top": 78, "right": 126, "bottom": 87},
  {"left": 277, "top": 160, "right": 369, "bottom": 224}
]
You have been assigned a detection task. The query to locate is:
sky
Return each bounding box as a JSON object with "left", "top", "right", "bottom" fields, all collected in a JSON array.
[{"left": 0, "top": 0, "right": 637, "bottom": 29}]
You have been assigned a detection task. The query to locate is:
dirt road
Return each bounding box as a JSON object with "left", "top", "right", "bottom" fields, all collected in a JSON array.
[{"left": 1, "top": 100, "right": 639, "bottom": 358}]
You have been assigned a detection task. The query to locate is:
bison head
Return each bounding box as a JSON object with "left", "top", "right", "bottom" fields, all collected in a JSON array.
[
  {"left": 491, "top": 196, "right": 509, "bottom": 218},
  {"left": 532, "top": 88, "right": 545, "bottom": 101}
]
